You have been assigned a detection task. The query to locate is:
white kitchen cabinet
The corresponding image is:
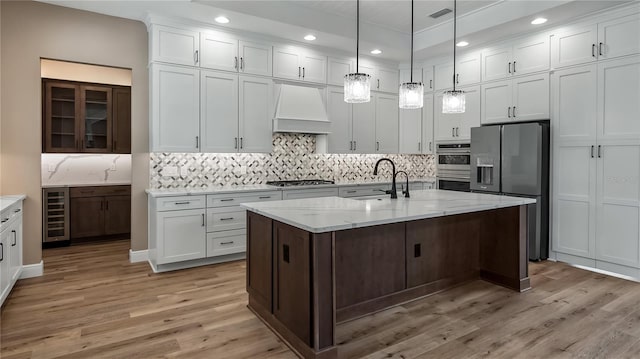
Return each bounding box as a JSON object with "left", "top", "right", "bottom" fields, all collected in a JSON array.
[
  {"left": 399, "top": 107, "right": 422, "bottom": 154},
  {"left": 239, "top": 75, "right": 273, "bottom": 153},
  {"left": 156, "top": 208, "right": 206, "bottom": 265},
  {"left": 352, "top": 99, "right": 376, "bottom": 154},
  {"left": 358, "top": 64, "right": 377, "bottom": 84},
  {"left": 273, "top": 46, "right": 327, "bottom": 83},
  {"left": 238, "top": 40, "right": 272, "bottom": 76},
  {"left": 207, "top": 230, "right": 246, "bottom": 257},
  {"left": 422, "top": 94, "right": 434, "bottom": 154},
  {"left": 551, "top": 24, "right": 599, "bottom": 68},
  {"left": 200, "top": 32, "right": 238, "bottom": 72},
  {"left": 150, "top": 64, "right": 200, "bottom": 152},
  {"left": 8, "top": 219, "right": 22, "bottom": 282},
  {"left": 551, "top": 65, "right": 598, "bottom": 143},
  {"left": 399, "top": 68, "right": 423, "bottom": 84},
  {"left": 200, "top": 70, "right": 239, "bottom": 153},
  {"left": 151, "top": 25, "right": 200, "bottom": 66},
  {"left": 481, "top": 74, "right": 549, "bottom": 125},
  {"left": 597, "top": 55, "right": 640, "bottom": 141},
  {"left": 482, "top": 45, "right": 512, "bottom": 82},
  {"left": 376, "top": 68, "right": 400, "bottom": 93},
  {"left": 456, "top": 52, "right": 482, "bottom": 87},
  {"left": 435, "top": 86, "right": 479, "bottom": 142},
  {"left": 327, "top": 86, "right": 353, "bottom": 153},
  {"left": 434, "top": 92, "right": 461, "bottom": 142},
  {"left": 482, "top": 35, "right": 549, "bottom": 82},
  {"left": 598, "top": 14, "right": 640, "bottom": 60},
  {"left": 434, "top": 61, "right": 454, "bottom": 91},
  {"left": 375, "top": 93, "right": 399, "bottom": 153},
  {"left": 0, "top": 230, "right": 9, "bottom": 303},
  {"left": 328, "top": 57, "right": 353, "bottom": 86},
  {"left": 423, "top": 66, "right": 434, "bottom": 92}
]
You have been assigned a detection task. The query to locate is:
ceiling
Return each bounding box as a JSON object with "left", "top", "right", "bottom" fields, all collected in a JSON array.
[{"left": 38, "top": 0, "right": 631, "bottom": 62}]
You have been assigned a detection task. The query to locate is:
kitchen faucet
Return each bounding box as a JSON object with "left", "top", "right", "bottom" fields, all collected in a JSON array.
[
  {"left": 373, "top": 158, "right": 397, "bottom": 199},
  {"left": 395, "top": 170, "right": 410, "bottom": 198}
]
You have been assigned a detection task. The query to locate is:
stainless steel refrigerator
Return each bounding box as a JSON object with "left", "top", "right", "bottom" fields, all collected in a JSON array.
[{"left": 470, "top": 121, "right": 550, "bottom": 261}]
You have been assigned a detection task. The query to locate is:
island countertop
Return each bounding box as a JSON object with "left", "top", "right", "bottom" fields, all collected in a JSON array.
[{"left": 241, "top": 189, "right": 536, "bottom": 233}]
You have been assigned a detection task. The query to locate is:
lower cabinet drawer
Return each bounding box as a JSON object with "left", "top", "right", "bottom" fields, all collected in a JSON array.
[
  {"left": 155, "top": 195, "right": 206, "bottom": 211},
  {"left": 207, "top": 207, "right": 246, "bottom": 232},
  {"left": 282, "top": 188, "right": 339, "bottom": 200},
  {"left": 207, "top": 191, "right": 282, "bottom": 208},
  {"left": 207, "top": 230, "right": 246, "bottom": 257},
  {"left": 339, "top": 186, "right": 387, "bottom": 198}
]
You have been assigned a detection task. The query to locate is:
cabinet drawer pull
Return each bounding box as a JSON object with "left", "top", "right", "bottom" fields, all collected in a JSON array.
[
  {"left": 346, "top": 190, "right": 357, "bottom": 194},
  {"left": 220, "top": 199, "right": 235, "bottom": 202},
  {"left": 258, "top": 196, "right": 272, "bottom": 199},
  {"left": 174, "top": 201, "right": 190, "bottom": 205},
  {"left": 220, "top": 241, "right": 235, "bottom": 245},
  {"left": 220, "top": 217, "right": 235, "bottom": 221},
  {"left": 13, "top": 209, "right": 20, "bottom": 213},
  {"left": 11, "top": 230, "right": 16, "bottom": 246}
]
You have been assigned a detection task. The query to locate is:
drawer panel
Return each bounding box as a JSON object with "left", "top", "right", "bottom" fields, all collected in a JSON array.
[
  {"left": 339, "top": 185, "right": 388, "bottom": 198},
  {"left": 70, "top": 185, "right": 131, "bottom": 198},
  {"left": 207, "top": 229, "right": 246, "bottom": 257},
  {"left": 207, "top": 207, "right": 246, "bottom": 232},
  {"left": 155, "top": 195, "right": 206, "bottom": 211},
  {"left": 282, "top": 188, "right": 339, "bottom": 200},
  {"left": 207, "top": 191, "right": 282, "bottom": 208}
]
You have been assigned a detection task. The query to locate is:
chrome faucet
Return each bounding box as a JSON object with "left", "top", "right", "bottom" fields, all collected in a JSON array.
[
  {"left": 395, "top": 170, "right": 410, "bottom": 198},
  {"left": 373, "top": 158, "right": 397, "bottom": 199}
]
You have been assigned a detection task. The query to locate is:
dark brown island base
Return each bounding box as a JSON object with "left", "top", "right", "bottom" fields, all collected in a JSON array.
[{"left": 242, "top": 191, "right": 534, "bottom": 359}]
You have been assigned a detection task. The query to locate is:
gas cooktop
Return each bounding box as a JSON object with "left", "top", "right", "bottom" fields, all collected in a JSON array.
[{"left": 266, "top": 180, "right": 335, "bottom": 187}]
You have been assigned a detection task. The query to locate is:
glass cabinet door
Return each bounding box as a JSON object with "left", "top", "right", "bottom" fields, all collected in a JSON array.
[
  {"left": 80, "top": 85, "right": 112, "bottom": 152},
  {"left": 45, "top": 82, "right": 80, "bottom": 152}
]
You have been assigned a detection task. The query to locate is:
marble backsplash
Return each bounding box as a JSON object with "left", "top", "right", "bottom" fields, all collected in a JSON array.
[
  {"left": 41, "top": 154, "right": 132, "bottom": 186},
  {"left": 150, "top": 133, "right": 435, "bottom": 189}
]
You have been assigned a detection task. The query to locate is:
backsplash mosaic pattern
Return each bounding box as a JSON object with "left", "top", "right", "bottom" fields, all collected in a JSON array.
[{"left": 150, "top": 134, "right": 435, "bottom": 189}]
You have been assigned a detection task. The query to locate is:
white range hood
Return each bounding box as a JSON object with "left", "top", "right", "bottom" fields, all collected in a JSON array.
[{"left": 273, "top": 84, "right": 330, "bottom": 134}]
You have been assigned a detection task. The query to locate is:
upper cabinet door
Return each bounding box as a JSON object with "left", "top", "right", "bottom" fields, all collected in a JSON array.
[
  {"left": 239, "top": 75, "right": 273, "bottom": 153},
  {"left": 552, "top": 65, "right": 597, "bottom": 143},
  {"left": 79, "top": 85, "right": 113, "bottom": 153},
  {"left": 200, "top": 70, "right": 239, "bottom": 153},
  {"left": 273, "top": 47, "right": 302, "bottom": 81},
  {"left": 456, "top": 52, "right": 481, "bottom": 87},
  {"left": 301, "top": 52, "right": 327, "bottom": 84},
  {"left": 421, "top": 94, "right": 434, "bottom": 154},
  {"left": 597, "top": 55, "right": 640, "bottom": 141},
  {"left": 481, "top": 80, "right": 512, "bottom": 125},
  {"left": 457, "top": 85, "right": 480, "bottom": 140},
  {"left": 152, "top": 25, "right": 200, "bottom": 66},
  {"left": 375, "top": 94, "right": 399, "bottom": 153},
  {"left": 399, "top": 107, "right": 422, "bottom": 154},
  {"left": 151, "top": 64, "right": 200, "bottom": 152},
  {"left": 44, "top": 81, "right": 80, "bottom": 153},
  {"left": 327, "top": 86, "right": 353, "bottom": 154},
  {"left": 399, "top": 68, "right": 423, "bottom": 84},
  {"left": 598, "top": 14, "right": 640, "bottom": 60},
  {"left": 352, "top": 99, "right": 376, "bottom": 154},
  {"left": 482, "top": 45, "right": 512, "bottom": 82},
  {"left": 112, "top": 87, "right": 132, "bottom": 154},
  {"left": 239, "top": 40, "right": 272, "bottom": 76},
  {"left": 423, "top": 66, "right": 434, "bottom": 92},
  {"left": 434, "top": 62, "right": 454, "bottom": 90},
  {"left": 327, "top": 57, "right": 353, "bottom": 86},
  {"left": 513, "top": 35, "right": 550, "bottom": 75},
  {"left": 551, "top": 24, "right": 598, "bottom": 69},
  {"left": 200, "top": 32, "right": 238, "bottom": 72},
  {"left": 434, "top": 92, "right": 461, "bottom": 142},
  {"left": 377, "top": 68, "right": 400, "bottom": 93},
  {"left": 512, "top": 73, "right": 550, "bottom": 122}
]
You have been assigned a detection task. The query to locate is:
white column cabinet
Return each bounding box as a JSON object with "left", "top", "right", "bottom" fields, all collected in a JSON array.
[
  {"left": 375, "top": 94, "right": 399, "bottom": 153},
  {"left": 597, "top": 56, "right": 640, "bottom": 141},
  {"left": 598, "top": 14, "right": 640, "bottom": 60},
  {"left": 456, "top": 52, "right": 482, "bottom": 87},
  {"left": 552, "top": 65, "right": 598, "bottom": 143},
  {"left": 200, "top": 33, "right": 238, "bottom": 72},
  {"left": 150, "top": 64, "right": 200, "bottom": 152},
  {"left": 327, "top": 86, "right": 353, "bottom": 153},
  {"left": 377, "top": 68, "right": 400, "bottom": 93},
  {"left": 200, "top": 70, "right": 239, "bottom": 153},
  {"left": 328, "top": 57, "right": 353, "bottom": 86},
  {"left": 422, "top": 94, "right": 434, "bottom": 154},
  {"left": 273, "top": 47, "right": 302, "bottom": 80},
  {"left": 434, "top": 92, "right": 461, "bottom": 142},
  {"left": 482, "top": 46, "right": 512, "bottom": 82},
  {"left": 456, "top": 86, "right": 481, "bottom": 140},
  {"left": 352, "top": 99, "right": 376, "bottom": 154},
  {"left": 156, "top": 209, "right": 206, "bottom": 264},
  {"left": 482, "top": 34, "right": 549, "bottom": 82},
  {"left": 8, "top": 218, "right": 22, "bottom": 282},
  {"left": 551, "top": 25, "right": 598, "bottom": 68},
  {"left": 238, "top": 76, "right": 273, "bottom": 153},
  {"left": 481, "top": 74, "right": 549, "bottom": 124},
  {"left": 481, "top": 80, "right": 512, "bottom": 125},
  {"left": 238, "top": 41, "right": 272, "bottom": 76},
  {"left": 151, "top": 25, "right": 200, "bottom": 66},
  {"left": 301, "top": 53, "right": 327, "bottom": 83},
  {"left": 399, "top": 108, "right": 422, "bottom": 154}
]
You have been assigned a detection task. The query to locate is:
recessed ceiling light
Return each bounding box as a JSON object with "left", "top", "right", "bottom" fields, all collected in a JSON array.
[
  {"left": 304, "top": 34, "right": 316, "bottom": 41},
  {"left": 215, "top": 16, "right": 230, "bottom": 24},
  {"left": 456, "top": 41, "right": 469, "bottom": 47},
  {"left": 370, "top": 49, "right": 382, "bottom": 55},
  {"left": 531, "top": 17, "right": 547, "bottom": 25}
]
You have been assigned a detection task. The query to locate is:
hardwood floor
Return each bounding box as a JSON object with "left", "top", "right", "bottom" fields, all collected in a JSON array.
[{"left": 3, "top": 240, "right": 640, "bottom": 358}]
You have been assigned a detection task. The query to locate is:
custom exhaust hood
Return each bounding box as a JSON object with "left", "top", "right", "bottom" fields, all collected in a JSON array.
[{"left": 273, "top": 84, "right": 331, "bottom": 134}]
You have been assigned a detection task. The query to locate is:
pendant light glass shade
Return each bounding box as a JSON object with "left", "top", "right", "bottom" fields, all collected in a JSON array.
[
  {"left": 442, "top": 0, "right": 466, "bottom": 114},
  {"left": 442, "top": 90, "right": 466, "bottom": 113},
  {"left": 344, "top": 73, "right": 371, "bottom": 103},
  {"left": 345, "top": 0, "right": 371, "bottom": 103},
  {"left": 399, "top": 82, "right": 424, "bottom": 109}
]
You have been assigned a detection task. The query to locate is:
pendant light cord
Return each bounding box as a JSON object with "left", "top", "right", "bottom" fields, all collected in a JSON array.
[
  {"left": 356, "top": 0, "right": 360, "bottom": 73},
  {"left": 452, "top": 0, "right": 457, "bottom": 91},
  {"left": 410, "top": 0, "right": 414, "bottom": 83}
]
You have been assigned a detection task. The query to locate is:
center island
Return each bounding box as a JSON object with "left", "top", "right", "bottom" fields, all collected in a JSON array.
[{"left": 241, "top": 190, "right": 536, "bottom": 359}]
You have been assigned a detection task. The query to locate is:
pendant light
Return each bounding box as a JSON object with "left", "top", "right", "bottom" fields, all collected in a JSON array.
[
  {"left": 344, "top": 0, "right": 371, "bottom": 103},
  {"left": 442, "top": 0, "right": 466, "bottom": 114},
  {"left": 399, "top": 0, "right": 423, "bottom": 109}
]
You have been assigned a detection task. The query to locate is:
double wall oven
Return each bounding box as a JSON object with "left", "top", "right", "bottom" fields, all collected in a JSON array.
[{"left": 436, "top": 143, "right": 471, "bottom": 192}]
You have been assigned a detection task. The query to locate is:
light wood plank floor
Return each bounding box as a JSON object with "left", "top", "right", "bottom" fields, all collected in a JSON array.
[{"left": 3, "top": 239, "right": 640, "bottom": 358}]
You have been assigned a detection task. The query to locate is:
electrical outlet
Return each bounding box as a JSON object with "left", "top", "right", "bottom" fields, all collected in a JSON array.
[{"left": 163, "top": 166, "right": 179, "bottom": 177}]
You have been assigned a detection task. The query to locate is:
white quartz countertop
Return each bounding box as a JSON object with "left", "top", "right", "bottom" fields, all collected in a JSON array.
[
  {"left": 42, "top": 182, "right": 131, "bottom": 188},
  {"left": 145, "top": 178, "right": 436, "bottom": 198},
  {"left": 241, "top": 190, "right": 536, "bottom": 233},
  {"left": 0, "top": 195, "right": 26, "bottom": 213}
]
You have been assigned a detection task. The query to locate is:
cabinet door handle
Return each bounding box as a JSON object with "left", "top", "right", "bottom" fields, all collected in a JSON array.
[
  {"left": 14, "top": 209, "right": 20, "bottom": 213},
  {"left": 0, "top": 243, "right": 3, "bottom": 262},
  {"left": 220, "top": 217, "right": 235, "bottom": 221},
  {"left": 220, "top": 199, "right": 235, "bottom": 202},
  {"left": 452, "top": 128, "right": 455, "bottom": 137},
  {"left": 513, "top": 107, "right": 517, "bottom": 117},
  {"left": 235, "top": 137, "right": 238, "bottom": 149},
  {"left": 11, "top": 230, "right": 16, "bottom": 246},
  {"left": 508, "top": 107, "right": 512, "bottom": 118},
  {"left": 302, "top": 67, "right": 305, "bottom": 78},
  {"left": 258, "top": 196, "right": 272, "bottom": 199},
  {"left": 240, "top": 137, "right": 243, "bottom": 149},
  {"left": 1, "top": 219, "right": 8, "bottom": 223},
  {"left": 298, "top": 66, "right": 301, "bottom": 77},
  {"left": 599, "top": 42, "right": 604, "bottom": 56},
  {"left": 174, "top": 201, "right": 190, "bottom": 205},
  {"left": 377, "top": 79, "right": 380, "bottom": 89},
  {"left": 598, "top": 145, "right": 602, "bottom": 158},
  {"left": 508, "top": 62, "right": 512, "bottom": 74},
  {"left": 456, "top": 74, "right": 460, "bottom": 84},
  {"left": 591, "top": 145, "right": 595, "bottom": 158},
  {"left": 456, "top": 127, "right": 459, "bottom": 137},
  {"left": 354, "top": 140, "right": 357, "bottom": 151},
  {"left": 240, "top": 57, "right": 244, "bottom": 70},
  {"left": 195, "top": 136, "right": 199, "bottom": 149},
  {"left": 100, "top": 200, "right": 104, "bottom": 211},
  {"left": 418, "top": 142, "right": 421, "bottom": 152},
  {"left": 376, "top": 141, "right": 380, "bottom": 151},
  {"left": 235, "top": 56, "right": 238, "bottom": 69},
  {"left": 220, "top": 241, "right": 235, "bottom": 245},
  {"left": 592, "top": 44, "right": 596, "bottom": 58},
  {"left": 513, "top": 61, "right": 516, "bottom": 73},
  {"left": 194, "top": 50, "right": 199, "bottom": 64},
  {"left": 349, "top": 141, "right": 353, "bottom": 151},
  {"left": 429, "top": 79, "right": 433, "bottom": 89},
  {"left": 429, "top": 142, "right": 432, "bottom": 152},
  {"left": 346, "top": 190, "right": 357, "bottom": 194},
  {"left": 202, "top": 213, "right": 205, "bottom": 227}
]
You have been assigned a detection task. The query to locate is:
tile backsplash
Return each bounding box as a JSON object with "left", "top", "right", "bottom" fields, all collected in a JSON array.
[
  {"left": 41, "top": 154, "right": 132, "bottom": 186},
  {"left": 150, "top": 134, "right": 435, "bottom": 189}
]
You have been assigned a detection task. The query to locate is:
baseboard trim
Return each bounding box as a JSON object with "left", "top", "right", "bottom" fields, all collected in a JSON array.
[
  {"left": 20, "top": 261, "right": 44, "bottom": 279},
  {"left": 129, "top": 249, "right": 149, "bottom": 263}
]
